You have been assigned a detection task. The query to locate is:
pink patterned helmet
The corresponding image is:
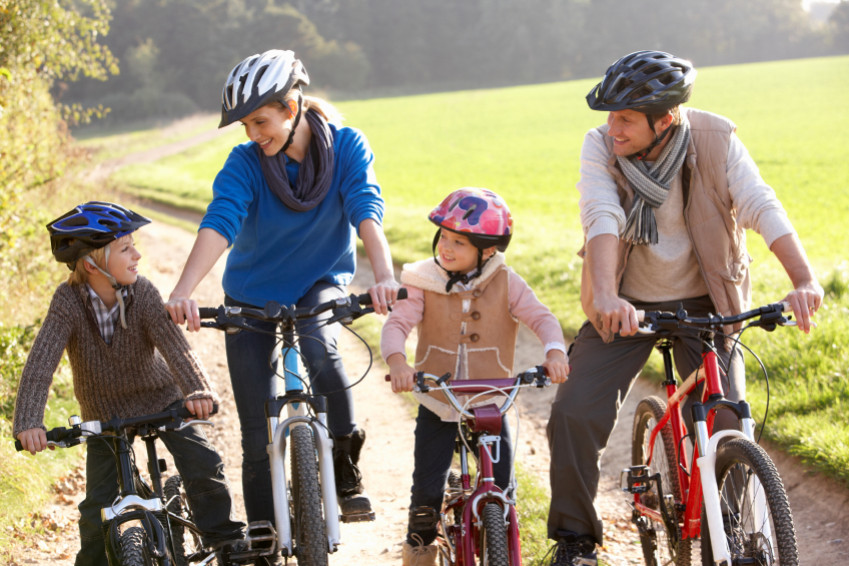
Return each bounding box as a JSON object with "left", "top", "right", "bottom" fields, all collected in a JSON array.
[{"left": 428, "top": 187, "right": 513, "bottom": 251}]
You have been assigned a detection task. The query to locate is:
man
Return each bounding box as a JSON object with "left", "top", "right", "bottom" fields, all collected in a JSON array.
[{"left": 546, "top": 50, "right": 823, "bottom": 565}]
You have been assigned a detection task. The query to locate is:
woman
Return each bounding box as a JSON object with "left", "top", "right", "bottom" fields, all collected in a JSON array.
[{"left": 165, "top": 49, "right": 401, "bottom": 529}]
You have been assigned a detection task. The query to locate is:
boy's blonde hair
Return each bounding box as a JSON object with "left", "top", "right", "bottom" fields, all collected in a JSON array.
[{"left": 67, "top": 235, "right": 131, "bottom": 285}]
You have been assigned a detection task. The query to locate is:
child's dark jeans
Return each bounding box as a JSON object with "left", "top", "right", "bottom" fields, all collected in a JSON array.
[{"left": 75, "top": 403, "right": 244, "bottom": 566}]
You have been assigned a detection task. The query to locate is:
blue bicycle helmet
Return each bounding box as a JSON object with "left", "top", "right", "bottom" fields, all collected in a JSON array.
[
  {"left": 586, "top": 50, "right": 696, "bottom": 114},
  {"left": 48, "top": 201, "right": 150, "bottom": 267}
]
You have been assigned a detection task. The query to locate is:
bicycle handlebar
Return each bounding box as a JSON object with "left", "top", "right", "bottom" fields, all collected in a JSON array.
[
  {"left": 199, "top": 288, "right": 408, "bottom": 330},
  {"left": 14, "top": 403, "right": 217, "bottom": 451},
  {"left": 636, "top": 302, "right": 792, "bottom": 334},
  {"left": 385, "top": 367, "right": 549, "bottom": 420}
]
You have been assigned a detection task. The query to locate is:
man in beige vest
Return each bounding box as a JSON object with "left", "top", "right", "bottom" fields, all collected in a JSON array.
[{"left": 545, "top": 51, "right": 823, "bottom": 566}]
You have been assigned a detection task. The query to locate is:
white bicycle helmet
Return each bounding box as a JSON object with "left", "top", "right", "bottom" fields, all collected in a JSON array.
[{"left": 219, "top": 49, "right": 310, "bottom": 128}]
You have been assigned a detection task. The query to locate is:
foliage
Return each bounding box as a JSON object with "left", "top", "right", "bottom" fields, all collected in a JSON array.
[{"left": 58, "top": 0, "right": 848, "bottom": 127}]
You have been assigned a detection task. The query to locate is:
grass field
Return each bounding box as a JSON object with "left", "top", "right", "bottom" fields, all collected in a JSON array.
[{"left": 106, "top": 56, "right": 849, "bottom": 487}]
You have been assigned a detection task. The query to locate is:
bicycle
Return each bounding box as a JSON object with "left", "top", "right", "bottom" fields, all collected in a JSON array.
[
  {"left": 198, "top": 290, "right": 403, "bottom": 566},
  {"left": 398, "top": 367, "right": 551, "bottom": 566},
  {"left": 14, "top": 404, "right": 260, "bottom": 566},
  {"left": 620, "top": 302, "right": 799, "bottom": 566}
]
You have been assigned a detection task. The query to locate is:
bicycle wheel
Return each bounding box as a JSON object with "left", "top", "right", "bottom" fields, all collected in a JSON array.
[
  {"left": 120, "top": 525, "right": 154, "bottom": 566},
  {"left": 701, "top": 438, "right": 798, "bottom": 566},
  {"left": 478, "top": 503, "right": 510, "bottom": 566},
  {"left": 632, "top": 396, "right": 691, "bottom": 566},
  {"left": 289, "top": 425, "right": 328, "bottom": 566},
  {"left": 164, "top": 475, "right": 205, "bottom": 566}
]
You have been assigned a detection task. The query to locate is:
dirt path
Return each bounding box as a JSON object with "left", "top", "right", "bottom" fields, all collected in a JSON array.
[{"left": 9, "top": 119, "right": 849, "bottom": 565}]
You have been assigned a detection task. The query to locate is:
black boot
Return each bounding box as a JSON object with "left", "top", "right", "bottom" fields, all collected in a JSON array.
[{"left": 333, "top": 429, "right": 375, "bottom": 522}]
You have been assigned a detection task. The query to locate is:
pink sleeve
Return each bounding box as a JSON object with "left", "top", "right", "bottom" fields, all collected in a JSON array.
[
  {"left": 507, "top": 270, "right": 566, "bottom": 349},
  {"left": 380, "top": 285, "right": 425, "bottom": 362}
]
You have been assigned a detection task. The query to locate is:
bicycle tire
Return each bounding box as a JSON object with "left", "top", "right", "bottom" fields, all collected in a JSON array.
[
  {"left": 290, "top": 425, "right": 328, "bottom": 566},
  {"left": 120, "top": 525, "right": 154, "bottom": 566},
  {"left": 632, "top": 396, "right": 692, "bottom": 566},
  {"left": 479, "top": 503, "right": 510, "bottom": 566},
  {"left": 164, "top": 475, "right": 205, "bottom": 566},
  {"left": 701, "top": 438, "right": 798, "bottom": 566}
]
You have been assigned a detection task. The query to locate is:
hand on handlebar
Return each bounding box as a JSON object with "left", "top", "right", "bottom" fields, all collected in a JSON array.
[
  {"left": 185, "top": 397, "right": 214, "bottom": 421},
  {"left": 782, "top": 281, "right": 824, "bottom": 334},
  {"left": 386, "top": 354, "right": 416, "bottom": 393},
  {"left": 367, "top": 278, "right": 403, "bottom": 316},
  {"left": 166, "top": 295, "right": 201, "bottom": 332},
  {"left": 542, "top": 350, "right": 570, "bottom": 384},
  {"left": 16, "top": 428, "right": 50, "bottom": 455},
  {"left": 593, "top": 295, "right": 640, "bottom": 339}
]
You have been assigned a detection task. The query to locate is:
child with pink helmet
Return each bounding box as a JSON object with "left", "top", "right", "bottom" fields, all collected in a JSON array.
[{"left": 381, "top": 187, "right": 570, "bottom": 565}]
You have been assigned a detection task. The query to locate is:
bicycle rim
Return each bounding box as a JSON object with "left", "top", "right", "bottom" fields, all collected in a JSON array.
[
  {"left": 290, "top": 425, "right": 328, "bottom": 566},
  {"left": 632, "top": 396, "right": 692, "bottom": 566},
  {"left": 479, "top": 503, "right": 510, "bottom": 566},
  {"left": 702, "top": 438, "right": 798, "bottom": 566}
]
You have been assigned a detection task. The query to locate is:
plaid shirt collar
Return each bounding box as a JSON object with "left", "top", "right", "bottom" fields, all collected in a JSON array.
[{"left": 86, "top": 284, "right": 129, "bottom": 344}]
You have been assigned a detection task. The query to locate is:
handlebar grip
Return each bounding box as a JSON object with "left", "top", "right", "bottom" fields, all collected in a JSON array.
[
  {"left": 198, "top": 307, "right": 220, "bottom": 319},
  {"left": 15, "top": 426, "right": 74, "bottom": 451},
  {"left": 354, "top": 287, "right": 409, "bottom": 307}
]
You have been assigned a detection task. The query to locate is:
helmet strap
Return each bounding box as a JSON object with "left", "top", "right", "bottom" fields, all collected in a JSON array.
[
  {"left": 281, "top": 90, "right": 304, "bottom": 154},
  {"left": 84, "top": 253, "right": 129, "bottom": 329},
  {"left": 432, "top": 230, "right": 492, "bottom": 292},
  {"left": 635, "top": 113, "right": 673, "bottom": 161}
]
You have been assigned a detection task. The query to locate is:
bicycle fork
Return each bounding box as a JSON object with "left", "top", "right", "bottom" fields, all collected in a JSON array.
[
  {"left": 267, "top": 396, "right": 341, "bottom": 557},
  {"left": 692, "top": 399, "right": 770, "bottom": 566}
]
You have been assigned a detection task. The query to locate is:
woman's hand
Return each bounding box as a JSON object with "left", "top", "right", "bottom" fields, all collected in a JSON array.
[
  {"left": 368, "top": 278, "right": 402, "bottom": 316},
  {"left": 166, "top": 295, "right": 201, "bottom": 332},
  {"left": 17, "top": 428, "right": 49, "bottom": 455},
  {"left": 386, "top": 353, "right": 416, "bottom": 393},
  {"left": 543, "top": 349, "right": 571, "bottom": 384}
]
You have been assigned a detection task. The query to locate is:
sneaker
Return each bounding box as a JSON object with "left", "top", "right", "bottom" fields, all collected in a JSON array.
[
  {"left": 548, "top": 533, "right": 597, "bottom": 566},
  {"left": 402, "top": 534, "right": 438, "bottom": 566}
]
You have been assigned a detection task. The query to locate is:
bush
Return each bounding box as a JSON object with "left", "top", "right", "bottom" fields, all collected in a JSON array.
[
  {"left": 98, "top": 88, "right": 199, "bottom": 125},
  {"left": 0, "top": 323, "right": 37, "bottom": 426}
]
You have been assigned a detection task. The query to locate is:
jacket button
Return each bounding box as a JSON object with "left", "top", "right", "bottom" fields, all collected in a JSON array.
[
  {"left": 471, "top": 311, "right": 481, "bottom": 320},
  {"left": 469, "top": 333, "right": 480, "bottom": 342},
  {"left": 472, "top": 289, "right": 483, "bottom": 297}
]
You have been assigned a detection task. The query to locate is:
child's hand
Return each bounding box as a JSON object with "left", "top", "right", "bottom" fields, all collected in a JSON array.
[
  {"left": 543, "top": 349, "right": 570, "bottom": 384},
  {"left": 185, "top": 397, "right": 214, "bottom": 421},
  {"left": 387, "top": 354, "right": 416, "bottom": 393},
  {"left": 17, "top": 428, "right": 50, "bottom": 455}
]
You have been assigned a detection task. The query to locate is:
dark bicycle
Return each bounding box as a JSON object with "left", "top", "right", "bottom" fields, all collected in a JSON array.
[{"left": 15, "top": 404, "right": 268, "bottom": 566}]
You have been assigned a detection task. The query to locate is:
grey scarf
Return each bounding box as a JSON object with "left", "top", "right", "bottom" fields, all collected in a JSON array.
[
  {"left": 258, "top": 108, "right": 335, "bottom": 212},
  {"left": 616, "top": 119, "right": 691, "bottom": 245}
]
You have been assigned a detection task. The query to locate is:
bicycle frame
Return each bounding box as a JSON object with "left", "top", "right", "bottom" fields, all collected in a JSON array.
[
  {"left": 628, "top": 312, "right": 783, "bottom": 564},
  {"left": 443, "top": 400, "right": 522, "bottom": 566},
  {"left": 411, "top": 369, "right": 548, "bottom": 566}
]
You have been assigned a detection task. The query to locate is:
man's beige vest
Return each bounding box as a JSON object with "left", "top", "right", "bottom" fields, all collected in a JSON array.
[
  {"left": 581, "top": 108, "right": 752, "bottom": 341},
  {"left": 415, "top": 266, "right": 519, "bottom": 382}
]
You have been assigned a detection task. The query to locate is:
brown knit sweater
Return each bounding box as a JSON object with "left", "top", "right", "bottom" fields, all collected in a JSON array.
[{"left": 13, "top": 276, "right": 216, "bottom": 436}]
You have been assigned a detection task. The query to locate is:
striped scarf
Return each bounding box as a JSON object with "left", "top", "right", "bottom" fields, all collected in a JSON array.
[{"left": 616, "top": 118, "right": 691, "bottom": 245}]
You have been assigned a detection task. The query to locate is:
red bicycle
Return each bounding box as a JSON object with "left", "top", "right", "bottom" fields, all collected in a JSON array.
[
  {"left": 622, "top": 302, "right": 799, "bottom": 566},
  {"left": 399, "top": 368, "right": 550, "bottom": 566}
]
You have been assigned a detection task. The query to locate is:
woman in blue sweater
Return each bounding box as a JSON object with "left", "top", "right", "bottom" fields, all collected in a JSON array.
[{"left": 165, "top": 49, "right": 401, "bottom": 530}]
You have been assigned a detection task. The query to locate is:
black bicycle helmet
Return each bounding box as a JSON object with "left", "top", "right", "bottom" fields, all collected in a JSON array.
[
  {"left": 47, "top": 201, "right": 151, "bottom": 267},
  {"left": 586, "top": 50, "right": 696, "bottom": 114},
  {"left": 219, "top": 49, "right": 310, "bottom": 128}
]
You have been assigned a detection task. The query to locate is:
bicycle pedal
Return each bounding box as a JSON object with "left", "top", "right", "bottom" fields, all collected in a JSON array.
[
  {"left": 244, "top": 520, "right": 277, "bottom": 551},
  {"left": 620, "top": 465, "right": 651, "bottom": 494},
  {"left": 339, "top": 510, "right": 376, "bottom": 523}
]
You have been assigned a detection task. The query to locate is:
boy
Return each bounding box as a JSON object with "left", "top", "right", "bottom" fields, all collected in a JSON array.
[{"left": 13, "top": 201, "right": 244, "bottom": 565}]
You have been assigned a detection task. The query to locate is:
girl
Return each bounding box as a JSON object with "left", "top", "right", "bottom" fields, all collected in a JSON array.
[{"left": 381, "top": 187, "right": 570, "bottom": 565}]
